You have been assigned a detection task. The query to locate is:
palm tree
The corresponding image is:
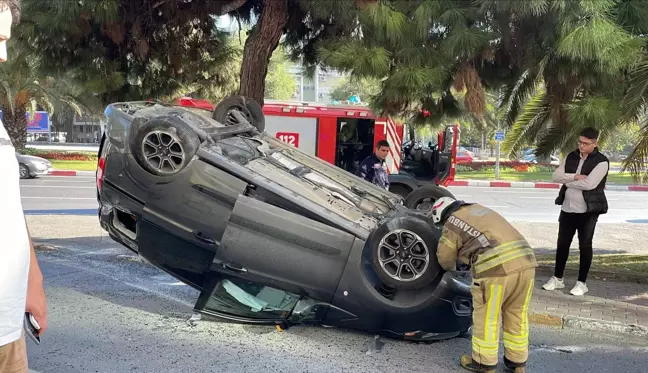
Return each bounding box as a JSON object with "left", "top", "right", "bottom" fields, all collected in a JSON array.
[{"left": 0, "top": 43, "right": 89, "bottom": 150}]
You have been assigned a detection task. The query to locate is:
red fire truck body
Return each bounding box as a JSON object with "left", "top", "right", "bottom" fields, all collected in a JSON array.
[{"left": 174, "top": 97, "right": 458, "bottom": 200}]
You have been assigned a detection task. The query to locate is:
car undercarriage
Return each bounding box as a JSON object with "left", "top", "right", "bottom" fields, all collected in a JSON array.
[{"left": 97, "top": 96, "right": 473, "bottom": 342}]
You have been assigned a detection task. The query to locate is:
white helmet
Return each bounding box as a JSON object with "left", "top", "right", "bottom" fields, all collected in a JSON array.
[{"left": 430, "top": 197, "right": 457, "bottom": 224}]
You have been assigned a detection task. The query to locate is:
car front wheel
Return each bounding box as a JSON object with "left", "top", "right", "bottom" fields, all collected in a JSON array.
[{"left": 370, "top": 216, "right": 443, "bottom": 290}]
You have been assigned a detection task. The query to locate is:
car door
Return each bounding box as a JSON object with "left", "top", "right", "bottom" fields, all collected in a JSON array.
[
  {"left": 436, "top": 125, "right": 459, "bottom": 185},
  {"left": 207, "top": 193, "right": 358, "bottom": 305},
  {"left": 136, "top": 158, "right": 249, "bottom": 290}
]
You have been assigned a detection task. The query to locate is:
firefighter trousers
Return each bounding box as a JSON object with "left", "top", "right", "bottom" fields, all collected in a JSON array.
[{"left": 470, "top": 267, "right": 535, "bottom": 366}]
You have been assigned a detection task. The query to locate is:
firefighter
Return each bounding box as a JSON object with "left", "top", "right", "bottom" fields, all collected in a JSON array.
[{"left": 430, "top": 197, "right": 537, "bottom": 373}]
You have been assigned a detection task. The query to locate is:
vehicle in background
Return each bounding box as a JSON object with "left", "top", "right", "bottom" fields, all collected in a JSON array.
[
  {"left": 96, "top": 95, "right": 473, "bottom": 343},
  {"left": 455, "top": 149, "right": 474, "bottom": 163},
  {"left": 16, "top": 153, "right": 52, "bottom": 179},
  {"left": 519, "top": 153, "right": 560, "bottom": 166}
]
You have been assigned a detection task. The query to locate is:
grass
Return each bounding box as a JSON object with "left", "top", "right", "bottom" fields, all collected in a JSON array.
[
  {"left": 51, "top": 160, "right": 98, "bottom": 171},
  {"left": 535, "top": 254, "right": 648, "bottom": 277},
  {"left": 456, "top": 170, "right": 639, "bottom": 184}
]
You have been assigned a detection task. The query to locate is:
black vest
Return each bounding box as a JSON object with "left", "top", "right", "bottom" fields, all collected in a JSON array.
[{"left": 555, "top": 148, "right": 609, "bottom": 214}]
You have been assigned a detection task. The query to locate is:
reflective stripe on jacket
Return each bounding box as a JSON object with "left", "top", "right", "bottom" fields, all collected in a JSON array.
[{"left": 437, "top": 204, "right": 537, "bottom": 279}]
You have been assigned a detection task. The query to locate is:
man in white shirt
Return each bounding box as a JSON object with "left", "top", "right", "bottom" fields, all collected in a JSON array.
[
  {"left": 542, "top": 127, "right": 610, "bottom": 296},
  {"left": 0, "top": 1, "right": 49, "bottom": 371}
]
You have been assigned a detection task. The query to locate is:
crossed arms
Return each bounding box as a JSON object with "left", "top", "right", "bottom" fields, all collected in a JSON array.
[{"left": 552, "top": 159, "right": 609, "bottom": 191}]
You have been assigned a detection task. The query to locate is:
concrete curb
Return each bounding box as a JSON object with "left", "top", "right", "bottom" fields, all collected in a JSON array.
[
  {"left": 449, "top": 180, "right": 648, "bottom": 191},
  {"left": 49, "top": 170, "right": 95, "bottom": 176},
  {"left": 529, "top": 312, "right": 648, "bottom": 337}
]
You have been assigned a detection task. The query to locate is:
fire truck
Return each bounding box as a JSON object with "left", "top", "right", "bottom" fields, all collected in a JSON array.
[{"left": 172, "top": 97, "right": 459, "bottom": 205}]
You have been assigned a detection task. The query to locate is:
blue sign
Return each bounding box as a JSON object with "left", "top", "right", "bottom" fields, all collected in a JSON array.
[
  {"left": 495, "top": 130, "right": 505, "bottom": 141},
  {"left": 0, "top": 110, "right": 50, "bottom": 132}
]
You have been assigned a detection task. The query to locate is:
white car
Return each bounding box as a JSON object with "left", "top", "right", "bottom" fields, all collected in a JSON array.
[{"left": 16, "top": 153, "right": 53, "bottom": 179}]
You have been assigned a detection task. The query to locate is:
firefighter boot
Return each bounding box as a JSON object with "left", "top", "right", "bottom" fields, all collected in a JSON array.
[
  {"left": 504, "top": 356, "right": 526, "bottom": 373},
  {"left": 460, "top": 355, "right": 496, "bottom": 373}
]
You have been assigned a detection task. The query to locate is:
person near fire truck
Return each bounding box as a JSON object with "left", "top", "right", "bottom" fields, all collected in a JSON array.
[
  {"left": 355, "top": 140, "right": 390, "bottom": 190},
  {"left": 430, "top": 196, "right": 537, "bottom": 373}
]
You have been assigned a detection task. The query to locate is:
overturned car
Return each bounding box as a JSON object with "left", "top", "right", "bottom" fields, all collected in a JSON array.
[{"left": 96, "top": 96, "right": 472, "bottom": 341}]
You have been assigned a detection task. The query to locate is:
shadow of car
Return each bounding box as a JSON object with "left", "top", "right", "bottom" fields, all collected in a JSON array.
[
  {"left": 96, "top": 96, "right": 473, "bottom": 342},
  {"left": 16, "top": 153, "right": 52, "bottom": 179}
]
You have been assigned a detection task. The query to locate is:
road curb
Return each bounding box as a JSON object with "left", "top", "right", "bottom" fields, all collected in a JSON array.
[
  {"left": 529, "top": 312, "right": 648, "bottom": 337},
  {"left": 48, "top": 170, "right": 96, "bottom": 176},
  {"left": 449, "top": 180, "right": 648, "bottom": 191},
  {"left": 51, "top": 170, "right": 77, "bottom": 176}
]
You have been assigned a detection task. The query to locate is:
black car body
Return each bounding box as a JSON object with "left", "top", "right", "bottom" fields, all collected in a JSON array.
[{"left": 96, "top": 96, "right": 473, "bottom": 341}]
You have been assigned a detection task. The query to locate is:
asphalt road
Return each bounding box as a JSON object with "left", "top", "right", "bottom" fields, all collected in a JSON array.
[
  {"left": 25, "top": 242, "right": 648, "bottom": 373},
  {"left": 20, "top": 175, "right": 648, "bottom": 223}
]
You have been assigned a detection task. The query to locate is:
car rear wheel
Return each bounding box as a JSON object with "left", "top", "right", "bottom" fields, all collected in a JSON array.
[
  {"left": 403, "top": 185, "right": 455, "bottom": 211},
  {"left": 370, "top": 216, "right": 443, "bottom": 290},
  {"left": 19, "top": 163, "right": 30, "bottom": 179},
  {"left": 130, "top": 115, "right": 200, "bottom": 176},
  {"left": 212, "top": 96, "right": 265, "bottom": 133}
]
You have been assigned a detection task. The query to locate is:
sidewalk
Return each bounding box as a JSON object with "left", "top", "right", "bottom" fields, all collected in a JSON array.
[
  {"left": 529, "top": 272, "right": 648, "bottom": 336},
  {"left": 450, "top": 179, "right": 648, "bottom": 191}
]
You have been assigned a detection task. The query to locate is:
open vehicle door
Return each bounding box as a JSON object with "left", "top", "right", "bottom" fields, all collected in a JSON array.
[{"left": 436, "top": 124, "right": 459, "bottom": 187}]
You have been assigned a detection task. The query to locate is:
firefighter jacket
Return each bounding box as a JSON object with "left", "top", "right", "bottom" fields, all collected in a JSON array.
[{"left": 437, "top": 203, "right": 537, "bottom": 279}]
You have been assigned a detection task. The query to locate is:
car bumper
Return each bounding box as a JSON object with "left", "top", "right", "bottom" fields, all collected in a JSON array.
[{"left": 30, "top": 165, "right": 53, "bottom": 176}]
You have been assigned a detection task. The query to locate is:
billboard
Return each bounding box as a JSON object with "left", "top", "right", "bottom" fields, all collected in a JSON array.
[{"left": 0, "top": 110, "right": 50, "bottom": 132}]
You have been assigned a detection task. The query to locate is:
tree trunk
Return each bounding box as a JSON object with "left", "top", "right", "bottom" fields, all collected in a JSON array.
[
  {"left": 237, "top": 0, "right": 289, "bottom": 106},
  {"left": 2, "top": 106, "right": 28, "bottom": 151}
]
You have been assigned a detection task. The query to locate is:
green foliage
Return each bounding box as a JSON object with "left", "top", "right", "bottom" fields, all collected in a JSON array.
[
  {"left": 265, "top": 48, "right": 297, "bottom": 100},
  {"left": 16, "top": 0, "right": 244, "bottom": 105},
  {"left": 329, "top": 77, "right": 381, "bottom": 103}
]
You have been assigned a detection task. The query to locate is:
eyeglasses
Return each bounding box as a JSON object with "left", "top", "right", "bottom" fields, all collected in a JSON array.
[{"left": 578, "top": 140, "right": 595, "bottom": 147}]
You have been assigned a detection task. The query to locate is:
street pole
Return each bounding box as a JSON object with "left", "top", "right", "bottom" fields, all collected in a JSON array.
[
  {"left": 495, "top": 139, "right": 500, "bottom": 179},
  {"left": 494, "top": 129, "right": 504, "bottom": 179}
]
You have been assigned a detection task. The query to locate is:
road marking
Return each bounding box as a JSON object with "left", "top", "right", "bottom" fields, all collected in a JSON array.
[
  {"left": 21, "top": 197, "right": 96, "bottom": 200},
  {"left": 20, "top": 185, "right": 95, "bottom": 189},
  {"left": 23, "top": 180, "right": 94, "bottom": 183}
]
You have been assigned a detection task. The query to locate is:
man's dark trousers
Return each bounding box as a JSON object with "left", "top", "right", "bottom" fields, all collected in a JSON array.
[{"left": 554, "top": 211, "right": 599, "bottom": 282}]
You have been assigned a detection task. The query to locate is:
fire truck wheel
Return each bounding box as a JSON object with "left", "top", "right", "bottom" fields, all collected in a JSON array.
[
  {"left": 369, "top": 216, "right": 443, "bottom": 290},
  {"left": 212, "top": 96, "right": 266, "bottom": 133},
  {"left": 403, "top": 185, "right": 455, "bottom": 211},
  {"left": 130, "top": 115, "right": 200, "bottom": 176}
]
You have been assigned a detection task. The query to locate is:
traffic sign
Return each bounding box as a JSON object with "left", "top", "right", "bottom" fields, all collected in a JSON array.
[{"left": 495, "top": 130, "right": 505, "bottom": 141}]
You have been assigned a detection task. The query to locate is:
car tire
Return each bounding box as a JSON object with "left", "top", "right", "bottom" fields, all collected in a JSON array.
[
  {"left": 403, "top": 185, "right": 455, "bottom": 211},
  {"left": 19, "top": 163, "right": 30, "bottom": 179},
  {"left": 130, "top": 115, "right": 200, "bottom": 176},
  {"left": 389, "top": 184, "right": 411, "bottom": 199},
  {"left": 370, "top": 216, "right": 443, "bottom": 290},
  {"left": 212, "top": 96, "right": 265, "bottom": 133}
]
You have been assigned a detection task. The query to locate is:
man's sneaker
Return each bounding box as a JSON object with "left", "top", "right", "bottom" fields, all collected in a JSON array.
[
  {"left": 570, "top": 281, "right": 588, "bottom": 296},
  {"left": 541, "top": 276, "right": 565, "bottom": 290}
]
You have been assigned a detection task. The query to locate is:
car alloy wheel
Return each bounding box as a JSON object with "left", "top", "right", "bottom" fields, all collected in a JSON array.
[
  {"left": 141, "top": 130, "right": 186, "bottom": 175},
  {"left": 19, "top": 164, "right": 29, "bottom": 179},
  {"left": 377, "top": 229, "right": 430, "bottom": 282}
]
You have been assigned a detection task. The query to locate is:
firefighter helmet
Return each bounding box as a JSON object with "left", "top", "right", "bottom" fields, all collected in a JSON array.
[{"left": 430, "top": 196, "right": 457, "bottom": 224}]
